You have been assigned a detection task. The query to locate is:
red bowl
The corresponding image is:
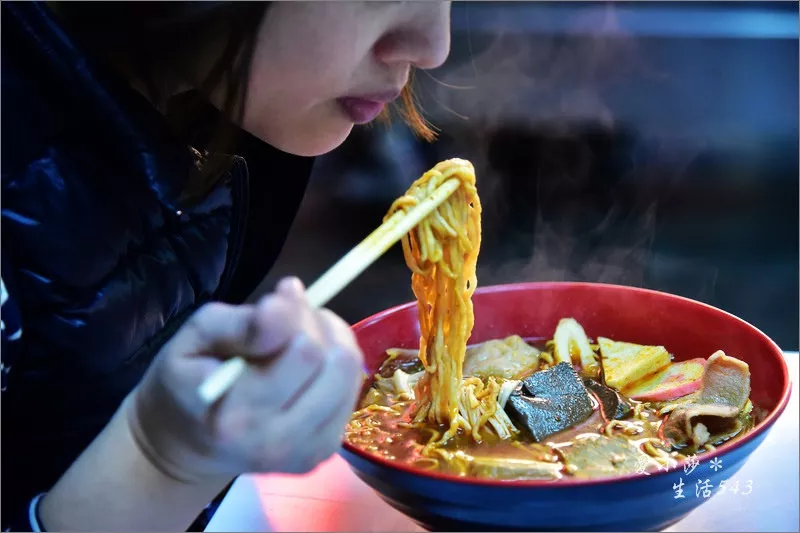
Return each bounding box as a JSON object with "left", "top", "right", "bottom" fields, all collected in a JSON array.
[{"left": 340, "top": 282, "right": 792, "bottom": 531}]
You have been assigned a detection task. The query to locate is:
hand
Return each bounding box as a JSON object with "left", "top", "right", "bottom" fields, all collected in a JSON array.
[{"left": 125, "top": 277, "right": 365, "bottom": 484}]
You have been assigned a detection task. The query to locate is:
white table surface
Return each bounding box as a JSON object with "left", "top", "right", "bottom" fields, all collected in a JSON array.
[{"left": 207, "top": 353, "right": 799, "bottom": 533}]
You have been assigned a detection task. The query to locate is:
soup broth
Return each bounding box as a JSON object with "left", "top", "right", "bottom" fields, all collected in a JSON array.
[{"left": 345, "top": 333, "right": 762, "bottom": 481}]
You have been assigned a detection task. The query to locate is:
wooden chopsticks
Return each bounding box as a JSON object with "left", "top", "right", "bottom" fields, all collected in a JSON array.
[{"left": 197, "top": 178, "right": 461, "bottom": 405}]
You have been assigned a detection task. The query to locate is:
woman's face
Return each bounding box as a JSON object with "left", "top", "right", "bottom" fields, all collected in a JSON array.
[{"left": 242, "top": 1, "right": 451, "bottom": 157}]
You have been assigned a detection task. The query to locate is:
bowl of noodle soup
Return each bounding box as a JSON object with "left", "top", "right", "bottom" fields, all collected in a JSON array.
[
  {"left": 341, "top": 282, "right": 790, "bottom": 531},
  {"left": 339, "top": 160, "right": 790, "bottom": 531}
]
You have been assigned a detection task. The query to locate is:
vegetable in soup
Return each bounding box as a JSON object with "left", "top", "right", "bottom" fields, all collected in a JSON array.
[{"left": 345, "top": 321, "right": 762, "bottom": 481}]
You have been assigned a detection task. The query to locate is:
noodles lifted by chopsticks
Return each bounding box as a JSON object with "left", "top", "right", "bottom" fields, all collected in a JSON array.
[{"left": 386, "top": 158, "right": 515, "bottom": 445}]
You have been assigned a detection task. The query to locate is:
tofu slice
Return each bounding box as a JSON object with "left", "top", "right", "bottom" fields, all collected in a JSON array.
[
  {"left": 624, "top": 358, "right": 706, "bottom": 401},
  {"left": 598, "top": 337, "right": 671, "bottom": 390}
]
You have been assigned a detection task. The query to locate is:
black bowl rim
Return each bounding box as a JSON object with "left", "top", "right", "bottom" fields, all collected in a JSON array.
[{"left": 341, "top": 281, "right": 793, "bottom": 488}]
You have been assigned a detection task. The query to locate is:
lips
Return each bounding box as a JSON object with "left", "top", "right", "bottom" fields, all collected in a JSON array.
[
  {"left": 337, "top": 90, "right": 402, "bottom": 125},
  {"left": 337, "top": 98, "right": 386, "bottom": 124}
]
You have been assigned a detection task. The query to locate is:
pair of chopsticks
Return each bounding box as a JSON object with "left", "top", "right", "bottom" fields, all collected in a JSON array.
[{"left": 197, "top": 178, "right": 461, "bottom": 405}]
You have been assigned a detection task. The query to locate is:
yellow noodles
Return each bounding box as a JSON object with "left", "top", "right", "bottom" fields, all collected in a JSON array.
[
  {"left": 604, "top": 420, "right": 645, "bottom": 437},
  {"left": 385, "top": 158, "right": 482, "bottom": 443},
  {"left": 457, "top": 377, "right": 518, "bottom": 442},
  {"left": 632, "top": 402, "right": 651, "bottom": 419}
]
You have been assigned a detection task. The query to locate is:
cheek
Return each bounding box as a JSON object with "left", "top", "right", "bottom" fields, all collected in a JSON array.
[
  {"left": 240, "top": 3, "right": 374, "bottom": 156},
  {"left": 252, "top": 4, "right": 369, "bottom": 97},
  {"left": 242, "top": 93, "right": 355, "bottom": 157}
]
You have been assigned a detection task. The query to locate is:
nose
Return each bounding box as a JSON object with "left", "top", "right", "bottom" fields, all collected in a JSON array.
[{"left": 373, "top": 2, "right": 451, "bottom": 71}]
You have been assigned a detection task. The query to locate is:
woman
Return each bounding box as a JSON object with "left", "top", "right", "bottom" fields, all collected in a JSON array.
[{"left": 1, "top": 2, "right": 450, "bottom": 530}]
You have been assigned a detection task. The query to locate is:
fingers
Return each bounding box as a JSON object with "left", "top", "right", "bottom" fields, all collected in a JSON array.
[
  {"left": 172, "top": 302, "right": 256, "bottom": 355},
  {"left": 162, "top": 275, "right": 367, "bottom": 477},
  {"left": 217, "top": 341, "right": 364, "bottom": 474},
  {"left": 236, "top": 332, "right": 325, "bottom": 410},
  {"left": 298, "top": 348, "right": 362, "bottom": 432},
  {"left": 213, "top": 310, "right": 365, "bottom": 474},
  {"left": 241, "top": 276, "right": 319, "bottom": 357},
  {"left": 227, "top": 310, "right": 359, "bottom": 410},
  {"left": 281, "top": 348, "right": 363, "bottom": 472},
  {"left": 169, "top": 277, "right": 317, "bottom": 358},
  {"left": 249, "top": 291, "right": 321, "bottom": 356},
  {"left": 315, "top": 308, "right": 360, "bottom": 355},
  {"left": 257, "top": 307, "right": 362, "bottom": 410}
]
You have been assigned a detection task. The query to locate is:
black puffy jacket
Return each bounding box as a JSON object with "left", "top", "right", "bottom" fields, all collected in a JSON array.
[{"left": 1, "top": 2, "right": 313, "bottom": 525}]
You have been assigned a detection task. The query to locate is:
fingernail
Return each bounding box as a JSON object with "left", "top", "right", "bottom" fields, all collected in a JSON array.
[{"left": 277, "top": 277, "right": 306, "bottom": 299}]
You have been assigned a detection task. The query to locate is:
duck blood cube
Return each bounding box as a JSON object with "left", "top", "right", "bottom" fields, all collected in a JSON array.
[
  {"left": 583, "top": 379, "right": 633, "bottom": 420},
  {"left": 505, "top": 362, "right": 594, "bottom": 442}
]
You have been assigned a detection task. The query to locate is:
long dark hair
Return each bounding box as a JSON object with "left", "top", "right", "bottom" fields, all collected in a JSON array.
[{"left": 51, "top": 2, "right": 436, "bottom": 201}]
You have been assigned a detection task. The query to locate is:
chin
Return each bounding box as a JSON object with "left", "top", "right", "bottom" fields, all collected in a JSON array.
[
  {"left": 249, "top": 120, "right": 355, "bottom": 158},
  {"left": 290, "top": 126, "right": 354, "bottom": 157}
]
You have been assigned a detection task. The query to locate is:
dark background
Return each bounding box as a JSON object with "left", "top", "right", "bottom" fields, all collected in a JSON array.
[{"left": 252, "top": 2, "right": 799, "bottom": 350}]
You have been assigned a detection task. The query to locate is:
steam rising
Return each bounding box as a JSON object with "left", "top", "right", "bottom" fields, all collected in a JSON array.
[{"left": 418, "top": 3, "right": 714, "bottom": 294}]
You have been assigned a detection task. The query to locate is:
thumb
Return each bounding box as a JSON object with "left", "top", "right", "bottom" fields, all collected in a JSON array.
[
  {"left": 275, "top": 276, "right": 306, "bottom": 301},
  {"left": 169, "top": 290, "right": 312, "bottom": 360},
  {"left": 168, "top": 302, "right": 261, "bottom": 357}
]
